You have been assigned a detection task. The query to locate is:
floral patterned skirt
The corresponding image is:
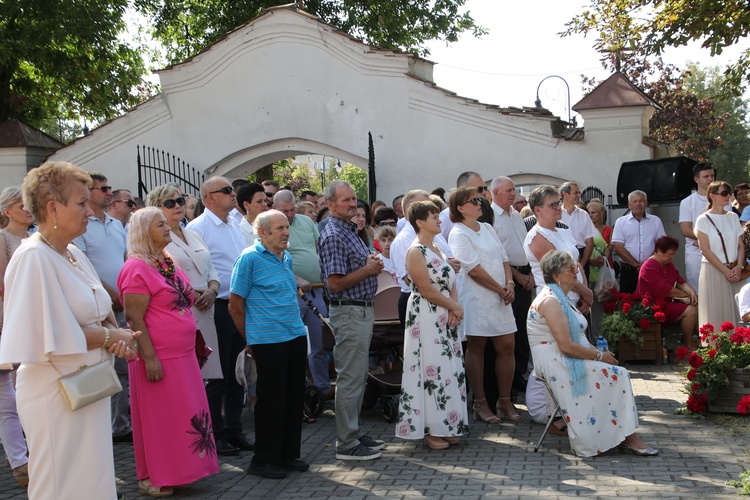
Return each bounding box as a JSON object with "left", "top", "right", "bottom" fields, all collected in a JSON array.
[{"left": 395, "top": 293, "right": 469, "bottom": 439}]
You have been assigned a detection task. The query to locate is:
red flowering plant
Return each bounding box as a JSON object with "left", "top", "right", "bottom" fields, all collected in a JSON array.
[
  {"left": 676, "top": 322, "right": 750, "bottom": 414},
  {"left": 600, "top": 292, "right": 667, "bottom": 352}
]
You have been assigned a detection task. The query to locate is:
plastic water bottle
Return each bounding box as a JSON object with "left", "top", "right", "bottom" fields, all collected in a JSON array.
[
  {"left": 596, "top": 335, "right": 608, "bottom": 352},
  {"left": 662, "top": 336, "right": 669, "bottom": 364}
]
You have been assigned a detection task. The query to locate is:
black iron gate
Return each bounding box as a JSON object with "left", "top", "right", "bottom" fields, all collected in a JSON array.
[{"left": 136, "top": 145, "right": 203, "bottom": 200}]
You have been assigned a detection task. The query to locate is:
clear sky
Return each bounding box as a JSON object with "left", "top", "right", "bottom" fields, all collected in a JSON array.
[{"left": 423, "top": 0, "right": 748, "bottom": 124}]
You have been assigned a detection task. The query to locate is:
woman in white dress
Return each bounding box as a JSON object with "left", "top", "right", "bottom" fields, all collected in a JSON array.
[
  {"left": 524, "top": 185, "right": 593, "bottom": 313},
  {"left": 695, "top": 181, "right": 746, "bottom": 329},
  {"left": 0, "top": 162, "right": 138, "bottom": 499},
  {"left": 528, "top": 250, "right": 658, "bottom": 457},
  {"left": 448, "top": 187, "right": 519, "bottom": 423},
  {"left": 395, "top": 201, "right": 467, "bottom": 450},
  {"left": 147, "top": 185, "right": 223, "bottom": 380}
]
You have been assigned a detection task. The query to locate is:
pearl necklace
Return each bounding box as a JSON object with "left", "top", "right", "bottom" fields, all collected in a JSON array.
[{"left": 38, "top": 232, "right": 78, "bottom": 266}]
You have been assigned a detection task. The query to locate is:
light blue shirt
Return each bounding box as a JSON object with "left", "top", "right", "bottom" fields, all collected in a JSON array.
[
  {"left": 230, "top": 241, "right": 306, "bottom": 345},
  {"left": 72, "top": 214, "right": 127, "bottom": 290}
]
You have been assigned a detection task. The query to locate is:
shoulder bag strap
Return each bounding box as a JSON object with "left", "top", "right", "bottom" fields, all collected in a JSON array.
[{"left": 704, "top": 214, "right": 731, "bottom": 266}]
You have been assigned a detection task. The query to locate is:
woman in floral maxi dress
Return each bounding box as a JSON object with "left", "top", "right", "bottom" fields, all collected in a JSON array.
[{"left": 395, "top": 201, "right": 469, "bottom": 450}]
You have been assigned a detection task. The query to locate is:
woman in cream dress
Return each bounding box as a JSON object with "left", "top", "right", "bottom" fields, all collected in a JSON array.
[
  {"left": 0, "top": 162, "right": 138, "bottom": 499},
  {"left": 148, "top": 185, "right": 223, "bottom": 380}
]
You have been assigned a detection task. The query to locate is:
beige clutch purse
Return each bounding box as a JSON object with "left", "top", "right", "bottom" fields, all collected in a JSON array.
[{"left": 54, "top": 357, "right": 122, "bottom": 412}]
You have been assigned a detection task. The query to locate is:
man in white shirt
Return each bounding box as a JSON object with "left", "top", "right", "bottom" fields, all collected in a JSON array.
[
  {"left": 391, "top": 189, "right": 457, "bottom": 328},
  {"left": 72, "top": 172, "right": 131, "bottom": 442},
  {"left": 491, "top": 176, "right": 534, "bottom": 393},
  {"left": 187, "top": 177, "right": 254, "bottom": 456},
  {"left": 679, "top": 163, "right": 715, "bottom": 294},
  {"left": 439, "top": 171, "right": 491, "bottom": 241},
  {"left": 560, "top": 181, "right": 597, "bottom": 275},
  {"left": 612, "top": 190, "right": 667, "bottom": 292},
  {"left": 229, "top": 179, "right": 250, "bottom": 224}
]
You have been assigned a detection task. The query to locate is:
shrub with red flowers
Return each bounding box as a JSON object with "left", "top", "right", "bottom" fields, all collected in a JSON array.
[
  {"left": 679, "top": 322, "right": 750, "bottom": 414},
  {"left": 601, "top": 292, "right": 667, "bottom": 353}
]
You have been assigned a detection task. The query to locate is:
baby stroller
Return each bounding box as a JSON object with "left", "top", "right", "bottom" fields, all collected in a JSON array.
[
  {"left": 301, "top": 286, "right": 335, "bottom": 419},
  {"left": 362, "top": 272, "right": 405, "bottom": 422}
]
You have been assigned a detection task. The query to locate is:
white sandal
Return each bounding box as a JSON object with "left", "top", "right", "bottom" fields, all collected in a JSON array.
[{"left": 138, "top": 478, "right": 174, "bottom": 497}]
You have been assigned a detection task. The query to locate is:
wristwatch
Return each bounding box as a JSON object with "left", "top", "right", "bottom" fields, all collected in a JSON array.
[{"left": 507, "top": 280, "right": 516, "bottom": 288}]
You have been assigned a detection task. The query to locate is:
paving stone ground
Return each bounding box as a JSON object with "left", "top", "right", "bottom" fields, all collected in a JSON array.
[{"left": 1, "top": 363, "right": 748, "bottom": 499}]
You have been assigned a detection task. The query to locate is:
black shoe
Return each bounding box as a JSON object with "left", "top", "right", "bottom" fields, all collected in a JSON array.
[
  {"left": 112, "top": 431, "right": 133, "bottom": 443},
  {"left": 215, "top": 438, "right": 240, "bottom": 456},
  {"left": 248, "top": 462, "right": 288, "bottom": 479},
  {"left": 280, "top": 459, "right": 309, "bottom": 472},
  {"left": 226, "top": 433, "right": 255, "bottom": 451}
]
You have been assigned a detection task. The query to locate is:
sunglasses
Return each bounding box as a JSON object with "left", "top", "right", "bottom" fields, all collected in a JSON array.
[
  {"left": 160, "top": 197, "right": 186, "bottom": 209},
  {"left": 90, "top": 185, "right": 112, "bottom": 193},
  {"left": 210, "top": 186, "right": 234, "bottom": 195},
  {"left": 462, "top": 196, "right": 483, "bottom": 206},
  {"left": 113, "top": 199, "right": 136, "bottom": 208},
  {"left": 476, "top": 186, "right": 488, "bottom": 194},
  {"left": 514, "top": 200, "right": 528, "bottom": 206},
  {"left": 716, "top": 190, "right": 732, "bottom": 197},
  {"left": 543, "top": 200, "right": 562, "bottom": 209},
  {"left": 265, "top": 192, "right": 274, "bottom": 197},
  {"left": 378, "top": 221, "right": 397, "bottom": 227}
]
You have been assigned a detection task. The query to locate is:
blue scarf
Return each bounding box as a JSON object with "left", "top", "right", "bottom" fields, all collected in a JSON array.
[{"left": 549, "top": 284, "right": 589, "bottom": 398}]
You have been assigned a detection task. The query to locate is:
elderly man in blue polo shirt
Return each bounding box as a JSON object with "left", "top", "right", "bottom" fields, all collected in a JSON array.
[
  {"left": 229, "top": 209, "right": 308, "bottom": 480},
  {"left": 319, "top": 180, "right": 385, "bottom": 461}
]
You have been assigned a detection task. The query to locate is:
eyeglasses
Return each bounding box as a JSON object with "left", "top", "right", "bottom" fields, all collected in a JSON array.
[
  {"left": 717, "top": 190, "right": 732, "bottom": 197},
  {"left": 378, "top": 221, "right": 397, "bottom": 227},
  {"left": 160, "top": 197, "right": 186, "bottom": 209},
  {"left": 90, "top": 185, "right": 112, "bottom": 193},
  {"left": 462, "top": 196, "right": 483, "bottom": 206},
  {"left": 210, "top": 186, "right": 234, "bottom": 195},
  {"left": 514, "top": 200, "right": 528, "bottom": 206},
  {"left": 476, "top": 186, "right": 487, "bottom": 194},
  {"left": 542, "top": 200, "right": 562, "bottom": 209},
  {"left": 112, "top": 199, "right": 136, "bottom": 208}
]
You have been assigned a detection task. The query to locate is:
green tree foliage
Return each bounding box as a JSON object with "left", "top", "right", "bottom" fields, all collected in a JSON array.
[
  {"left": 581, "top": 57, "right": 728, "bottom": 163},
  {"left": 683, "top": 64, "right": 750, "bottom": 185},
  {"left": 563, "top": 0, "right": 750, "bottom": 97},
  {"left": 0, "top": 0, "right": 146, "bottom": 134},
  {"left": 134, "top": 0, "right": 485, "bottom": 64}
]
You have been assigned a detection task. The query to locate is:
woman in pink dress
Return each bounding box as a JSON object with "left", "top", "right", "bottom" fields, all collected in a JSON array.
[{"left": 119, "top": 207, "right": 218, "bottom": 497}]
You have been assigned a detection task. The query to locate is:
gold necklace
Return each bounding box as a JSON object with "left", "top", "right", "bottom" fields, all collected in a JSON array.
[{"left": 38, "top": 232, "right": 78, "bottom": 266}]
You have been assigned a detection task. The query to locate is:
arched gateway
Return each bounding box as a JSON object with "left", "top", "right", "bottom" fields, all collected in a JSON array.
[{"left": 48, "top": 5, "right": 659, "bottom": 202}]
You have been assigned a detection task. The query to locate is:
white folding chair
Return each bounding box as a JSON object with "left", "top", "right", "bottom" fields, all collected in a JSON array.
[{"left": 533, "top": 374, "right": 564, "bottom": 453}]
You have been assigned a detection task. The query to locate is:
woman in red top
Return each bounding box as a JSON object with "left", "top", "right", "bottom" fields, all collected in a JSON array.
[{"left": 636, "top": 236, "right": 698, "bottom": 350}]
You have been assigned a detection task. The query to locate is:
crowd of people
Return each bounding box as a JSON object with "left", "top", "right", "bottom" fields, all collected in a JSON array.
[{"left": 4, "top": 159, "right": 750, "bottom": 496}]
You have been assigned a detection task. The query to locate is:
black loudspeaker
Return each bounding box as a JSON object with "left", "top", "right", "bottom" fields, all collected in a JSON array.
[{"left": 616, "top": 156, "right": 698, "bottom": 205}]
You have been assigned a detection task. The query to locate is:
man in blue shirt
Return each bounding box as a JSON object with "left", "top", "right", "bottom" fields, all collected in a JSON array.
[{"left": 229, "top": 210, "right": 308, "bottom": 479}]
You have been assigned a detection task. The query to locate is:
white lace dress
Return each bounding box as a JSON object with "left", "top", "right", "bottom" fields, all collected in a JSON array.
[{"left": 448, "top": 222, "right": 516, "bottom": 336}]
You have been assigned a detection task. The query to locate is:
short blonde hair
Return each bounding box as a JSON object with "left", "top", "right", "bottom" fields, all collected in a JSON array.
[
  {"left": 146, "top": 184, "right": 182, "bottom": 207},
  {"left": 127, "top": 207, "right": 169, "bottom": 261},
  {"left": 22, "top": 162, "right": 92, "bottom": 224}
]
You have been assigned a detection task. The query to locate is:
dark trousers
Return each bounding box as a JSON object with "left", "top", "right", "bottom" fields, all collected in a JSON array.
[
  {"left": 511, "top": 281, "right": 533, "bottom": 388},
  {"left": 206, "top": 298, "right": 247, "bottom": 440},
  {"left": 619, "top": 265, "right": 639, "bottom": 293},
  {"left": 398, "top": 291, "right": 410, "bottom": 330},
  {"left": 252, "top": 336, "right": 307, "bottom": 466}
]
